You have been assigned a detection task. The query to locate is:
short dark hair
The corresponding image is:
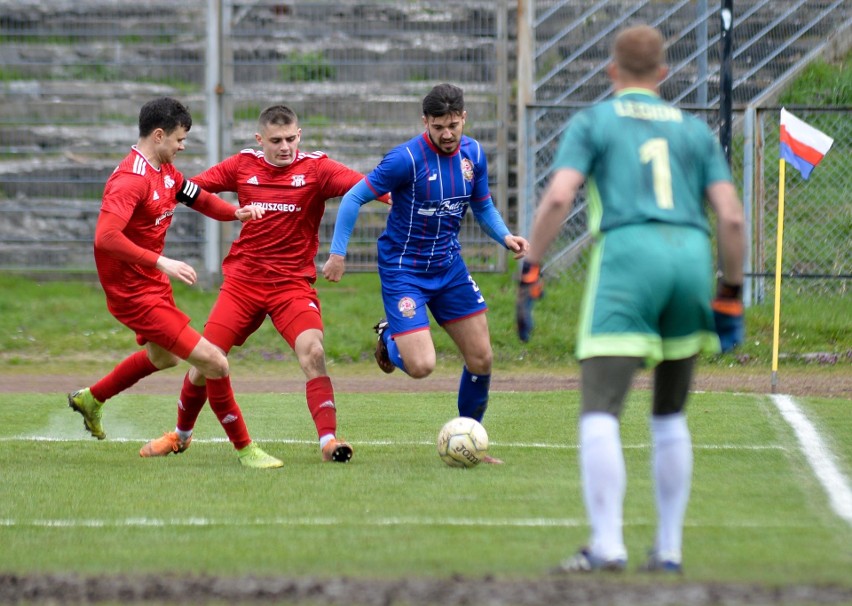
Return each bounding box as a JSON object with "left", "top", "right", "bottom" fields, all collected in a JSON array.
[
  {"left": 613, "top": 25, "right": 666, "bottom": 80},
  {"left": 138, "top": 97, "right": 192, "bottom": 138},
  {"left": 422, "top": 83, "right": 465, "bottom": 118},
  {"left": 259, "top": 104, "right": 299, "bottom": 128}
]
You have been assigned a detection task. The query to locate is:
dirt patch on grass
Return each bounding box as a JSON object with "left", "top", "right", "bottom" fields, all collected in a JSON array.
[
  {"left": 2, "top": 572, "right": 851, "bottom": 606},
  {"left": 0, "top": 365, "right": 850, "bottom": 398}
]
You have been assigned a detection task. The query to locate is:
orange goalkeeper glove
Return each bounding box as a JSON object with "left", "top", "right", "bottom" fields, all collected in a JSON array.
[
  {"left": 516, "top": 261, "right": 544, "bottom": 343},
  {"left": 712, "top": 281, "right": 744, "bottom": 353}
]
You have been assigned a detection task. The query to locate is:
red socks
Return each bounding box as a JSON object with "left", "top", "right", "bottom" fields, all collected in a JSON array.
[
  {"left": 206, "top": 376, "right": 251, "bottom": 450},
  {"left": 176, "top": 373, "right": 208, "bottom": 433},
  {"left": 306, "top": 376, "right": 337, "bottom": 439},
  {"left": 90, "top": 350, "right": 158, "bottom": 403}
]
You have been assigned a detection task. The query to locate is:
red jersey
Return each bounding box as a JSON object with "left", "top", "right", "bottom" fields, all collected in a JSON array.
[
  {"left": 192, "top": 149, "right": 364, "bottom": 282},
  {"left": 96, "top": 147, "right": 185, "bottom": 303}
]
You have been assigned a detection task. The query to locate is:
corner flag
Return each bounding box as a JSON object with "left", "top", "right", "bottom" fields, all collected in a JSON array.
[
  {"left": 771, "top": 108, "right": 834, "bottom": 393},
  {"left": 779, "top": 108, "right": 834, "bottom": 179}
]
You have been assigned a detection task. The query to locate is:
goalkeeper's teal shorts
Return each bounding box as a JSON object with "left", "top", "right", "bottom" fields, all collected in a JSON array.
[{"left": 576, "top": 223, "right": 721, "bottom": 367}]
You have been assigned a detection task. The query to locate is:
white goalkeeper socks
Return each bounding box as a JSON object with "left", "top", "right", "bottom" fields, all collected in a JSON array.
[
  {"left": 579, "top": 412, "right": 627, "bottom": 561},
  {"left": 650, "top": 413, "right": 692, "bottom": 563}
]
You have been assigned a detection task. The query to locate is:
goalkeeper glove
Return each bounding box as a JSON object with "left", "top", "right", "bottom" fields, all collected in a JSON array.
[
  {"left": 712, "top": 281, "right": 744, "bottom": 353},
  {"left": 516, "top": 261, "right": 544, "bottom": 343}
]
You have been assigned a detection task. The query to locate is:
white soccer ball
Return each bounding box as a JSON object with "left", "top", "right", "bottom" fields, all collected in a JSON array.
[{"left": 436, "top": 416, "right": 489, "bottom": 468}]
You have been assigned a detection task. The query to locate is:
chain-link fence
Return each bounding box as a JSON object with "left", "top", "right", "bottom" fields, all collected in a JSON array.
[
  {"left": 750, "top": 108, "right": 849, "bottom": 299},
  {"left": 517, "top": 0, "right": 850, "bottom": 232},
  {"left": 0, "top": 0, "right": 510, "bottom": 277},
  {"left": 746, "top": 107, "right": 850, "bottom": 368},
  {"left": 515, "top": 0, "right": 850, "bottom": 370},
  {"left": 1, "top": 0, "right": 848, "bottom": 368},
  {"left": 521, "top": 102, "right": 850, "bottom": 367},
  {"left": 521, "top": 105, "right": 737, "bottom": 270}
]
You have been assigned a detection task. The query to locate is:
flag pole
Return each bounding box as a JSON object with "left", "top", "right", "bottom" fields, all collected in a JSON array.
[{"left": 770, "top": 158, "right": 786, "bottom": 393}]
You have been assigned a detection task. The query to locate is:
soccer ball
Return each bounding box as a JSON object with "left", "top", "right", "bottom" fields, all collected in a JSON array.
[{"left": 436, "top": 416, "right": 489, "bottom": 468}]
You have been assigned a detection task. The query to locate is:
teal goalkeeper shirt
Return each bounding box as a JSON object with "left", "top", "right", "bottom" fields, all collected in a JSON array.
[{"left": 552, "top": 88, "right": 732, "bottom": 237}]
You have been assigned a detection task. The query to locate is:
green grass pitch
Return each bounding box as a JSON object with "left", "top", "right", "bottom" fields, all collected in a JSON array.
[{"left": 0, "top": 389, "right": 849, "bottom": 586}]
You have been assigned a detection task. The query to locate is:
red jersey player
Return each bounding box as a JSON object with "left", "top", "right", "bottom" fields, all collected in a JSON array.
[
  {"left": 68, "top": 97, "right": 283, "bottom": 469},
  {"left": 140, "top": 104, "right": 386, "bottom": 463}
]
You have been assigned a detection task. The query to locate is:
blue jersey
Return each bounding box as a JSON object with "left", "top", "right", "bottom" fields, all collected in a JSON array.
[{"left": 364, "top": 132, "right": 492, "bottom": 273}]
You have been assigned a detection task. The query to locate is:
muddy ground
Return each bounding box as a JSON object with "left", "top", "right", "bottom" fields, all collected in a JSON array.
[{"left": 2, "top": 571, "right": 852, "bottom": 605}]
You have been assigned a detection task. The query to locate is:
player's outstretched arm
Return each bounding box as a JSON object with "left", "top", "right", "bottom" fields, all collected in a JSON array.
[
  {"left": 706, "top": 181, "right": 746, "bottom": 352},
  {"left": 516, "top": 167, "right": 583, "bottom": 342},
  {"left": 526, "top": 168, "right": 583, "bottom": 262},
  {"left": 470, "top": 197, "right": 510, "bottom": 244},
  {"left": 469, "top": 198, "right": 529, "bottom": 259},
  {"left": 177, "top": 178, "right": 265, "bottom": 223},
  {"left": 323, "top": 179, "right": 376, "bottom": 282},
  {"left": 706, "top": 181, "right": 745, "bottom": 288}
]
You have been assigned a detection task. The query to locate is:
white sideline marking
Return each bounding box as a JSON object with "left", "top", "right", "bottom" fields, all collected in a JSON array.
[
  {"left": 771, "top": 394, "right": 852, "bottom": 526},
  {"left": 0, "top": 517, "right": 586, "bottom": 529},
  {"left": 0, "top": 436, "right": 784, "bottom": 451},
  {"left": 0, "top": 516, "right": 813, "bottom": 530}
]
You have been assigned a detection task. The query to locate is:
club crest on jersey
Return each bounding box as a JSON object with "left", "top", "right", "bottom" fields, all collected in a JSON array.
[
  {"left": 461, "top": 158, "right": 474, "bottom": 182},
  {"left": 163, "top": 176, "right": 175, "bottom": 188},
  {"left": 291, "top": 174, "right": 306, "bottom": 187},
  {"left": 397, "top": 297, "right": 416, "bottom": 318}
]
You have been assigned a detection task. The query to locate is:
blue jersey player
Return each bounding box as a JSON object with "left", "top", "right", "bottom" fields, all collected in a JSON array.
[{"left": 323, "top": 83, "right": 529, "bottom": 464}]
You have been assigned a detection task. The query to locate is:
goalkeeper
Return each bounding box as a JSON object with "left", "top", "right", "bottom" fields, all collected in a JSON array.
[{"left": 520, "top": 25, "right": 745, "bottom": 573}]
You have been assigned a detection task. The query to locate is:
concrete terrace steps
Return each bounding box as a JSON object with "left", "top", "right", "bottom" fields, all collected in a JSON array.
[
  {"left": 0, "top": 0, "right": 844, "bottom": 272},
  {"left": 0, "top": 2, "right": 835, "bottom": 125}
]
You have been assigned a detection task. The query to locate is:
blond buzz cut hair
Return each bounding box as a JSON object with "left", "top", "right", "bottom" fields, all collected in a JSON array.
[{"left": 613, "top": 25, "right": 666, "bottom": 80}]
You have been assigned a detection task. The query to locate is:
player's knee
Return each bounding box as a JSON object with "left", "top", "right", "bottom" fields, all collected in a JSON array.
[
  {"left": 301, "top": 340, "right": 326, "bottom": 367},
  {"left": 464, "top": 349, "right": 492, "bottom": 375},
  {"left": 405, "top": 360, "right": 434, "bottom": 379},
  {"left": 149, "top": 351, "right": 180, "bottom": 371},
  {"left": 187, "top": 365, "right": 206, "bottom": 386},
  {"left": 196, "top": 351, "right": 230, "bottom": 379}
]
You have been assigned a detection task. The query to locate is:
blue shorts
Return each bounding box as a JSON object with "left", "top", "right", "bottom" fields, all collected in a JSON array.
[{"left": 378, "top": 256, "right": 488, "bottom": 337}]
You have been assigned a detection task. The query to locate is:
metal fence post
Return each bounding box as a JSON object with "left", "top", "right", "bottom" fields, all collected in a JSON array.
[
  {"left": 719, "top": 0, "right": 734, "bottom": 165},
  {"left": 495, "top": 0, "right": 509, "bottom": 270},
  {"left": 204, "top": 0, "right": 223, "bottom": 284},
  {"left": 742, "top": 105, "right": 755, "bottom": 307},
  {"left": 516, "top": 0, "right": 534, "bottom": 239}
]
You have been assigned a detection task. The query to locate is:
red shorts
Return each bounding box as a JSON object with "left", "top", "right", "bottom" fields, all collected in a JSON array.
[
  {"left": 204, "top": 276, "right": 323, "bottom": 352},
  {"left": 107, "top": 289, "right": 201, "bottom": 360}
]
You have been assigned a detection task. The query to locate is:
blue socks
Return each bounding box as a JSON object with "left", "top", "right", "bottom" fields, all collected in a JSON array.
[
  {"left": 458, "top": 366, "right": 490, "bottom": 422},
  {"left": 383, "top": 331, "right": 406, "bottom": 372}
]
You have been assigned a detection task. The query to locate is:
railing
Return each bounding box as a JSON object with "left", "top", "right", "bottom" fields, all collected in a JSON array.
[{"left": 518, "top": 0, "right": 852, "bottom": 243}]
